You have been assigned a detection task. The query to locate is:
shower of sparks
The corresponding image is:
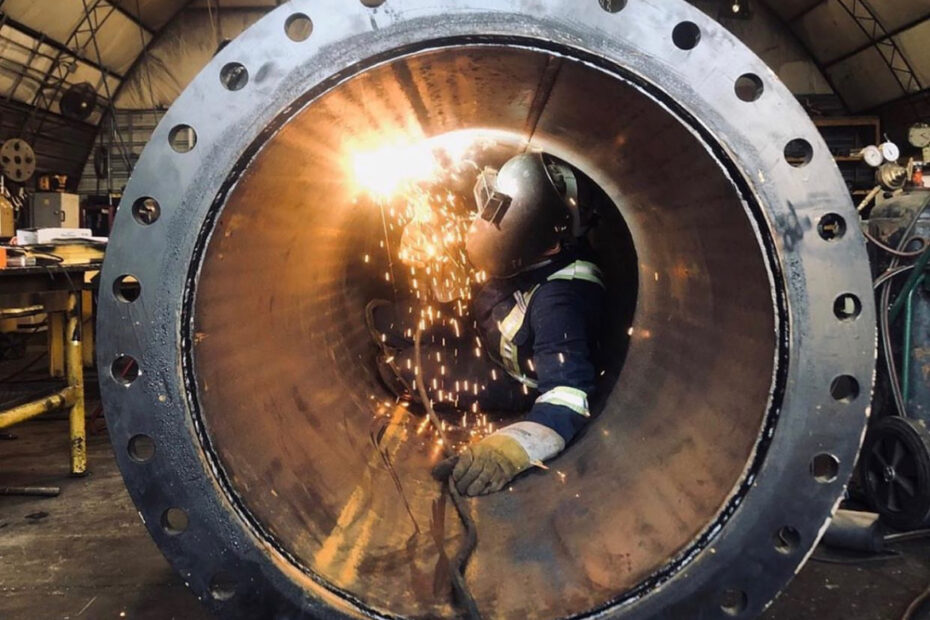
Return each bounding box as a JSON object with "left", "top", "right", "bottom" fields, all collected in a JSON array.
[{"left": 352, "top": 130, "right": 526, "bottom": 453}]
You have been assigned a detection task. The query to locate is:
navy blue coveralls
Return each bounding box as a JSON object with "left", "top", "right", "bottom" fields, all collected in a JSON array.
[{"left": 393, "top": 246, "right": 605, "bottom": 446}]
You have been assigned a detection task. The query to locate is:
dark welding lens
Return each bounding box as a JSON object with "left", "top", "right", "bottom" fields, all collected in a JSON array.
[
  {"left": 473, "top": 168, "right": 511, "bottom": 223},
  {"left": 480, "top": 191, "right": 511, "bottom": 224}
]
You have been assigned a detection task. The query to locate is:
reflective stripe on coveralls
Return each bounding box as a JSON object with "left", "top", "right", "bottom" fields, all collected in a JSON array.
[
  {"left": 496, "top": 260, "right": 604, "bottom": 387},
  {"left": 535, "top": 385, "right": 590, "bottom": 417}
]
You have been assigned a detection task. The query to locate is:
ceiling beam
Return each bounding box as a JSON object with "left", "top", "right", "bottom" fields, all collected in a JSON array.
[
  {"left": 833, "top": 0, "right": 922, "bottom": 96},
  {"left": 0, "top": 11, "right": 124, "bottom": 80},
  {"left": 821, "top": 11, "right": 930, "bottom": 69},
  {"left": 107, "top": 1, "right": 155, "bottom": 37},
  {"left": 788, "top": 0, "right": 827, "bottom": 23}
]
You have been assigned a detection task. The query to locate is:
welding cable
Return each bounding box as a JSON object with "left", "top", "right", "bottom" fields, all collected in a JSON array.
[
  {"left": 885, "top": 529, "right": 930, "bottom": 544},
  {"left": 874, "top": 265, "right": 915, "bottom": 289},
  {"left": 864, "top": 229, "right": 929, "bottom": 258},
  {"left": 877, "top": 202, "right": 930, "bottom": 418},
  {"left": 901, "top": 583, "right": 930, "bottom": 620},
  {"left": 809, "top": 550, "right": 900, "bottom": 564},
  {"left": 413, "top": 327, "right": 481, "bottom": 620}
]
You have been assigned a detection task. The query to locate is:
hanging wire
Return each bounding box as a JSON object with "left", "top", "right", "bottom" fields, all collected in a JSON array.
[
  {"left": 864, "top": 229, "right": 929, "bottom": 258},
  {"left": 80, "top": 0, "right": 133, "bottom": 174},
  {"left": 206, "top": 0, "right": 220, "bottom": 52}
]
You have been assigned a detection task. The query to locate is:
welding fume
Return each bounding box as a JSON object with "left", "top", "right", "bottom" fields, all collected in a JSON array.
[{"left": 359, "top": 142, "right": 615, "bottom": 497}]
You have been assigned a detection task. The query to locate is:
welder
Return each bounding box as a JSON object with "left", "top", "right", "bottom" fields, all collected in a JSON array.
[{"left": 368, "top": 152, "right": 606, "bottom": 496}]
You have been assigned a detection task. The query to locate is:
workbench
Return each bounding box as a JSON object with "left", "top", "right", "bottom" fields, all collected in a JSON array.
[{"left": 0, "top": 263, "right": 98, "bottom": 475}]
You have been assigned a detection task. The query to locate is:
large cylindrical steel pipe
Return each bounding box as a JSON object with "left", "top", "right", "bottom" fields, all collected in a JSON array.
[{"left": 98, "top": 1, "right": 876, "bottom": 618}]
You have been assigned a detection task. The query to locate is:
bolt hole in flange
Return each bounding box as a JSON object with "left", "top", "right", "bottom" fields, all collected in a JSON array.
[
  {"left": 830, "top": 375, "right": 859, "bottom": 402},
  {"left": 818, "top": 213, "right": 847, "bottom": 241},
  {"left": 162, "top": 507, "right": 189, "bottom": 535},
  {"left": 132, "top": 197, "right": 160, "bottom": 225},
  {"left": 834, "top": 293, "right": 862, "bottom": 320},
  {"left": 773, "top": 526, "right": 801, "bottom": 554},
  {"left": 112, "top": 354, "right": 140, "bottom": 386},
  {"left": 113, "top": 275, "right": 141, "bottom": 302},
  {"left": 672, "top": 21, "right": 701, "bottom": 50},
  {"left": 128, "top": 434, "right": 155, "bottom": 463},
  {"left": 811, "top": 453, "right": 840, "bottom": 483},
  {"left": 284, "top": 13, "right": 313, "bottom": 41},
  {"left": 169, "top": 124, "right": 197, "bottom": 153},
  {"left": 210, "top": 572, "right": 237, "bottom": 601},
  {"left": 220, "top": 62, "right": 249, "bottom": 91},
  {"left": 735, "top": 73, "right": 764, "bottom": 102},
  {"left": 719, "top": 588, "right": 748, "bottom": 616},
  {"left": 784, "top": 138, "right": 813, "bottom": 167},
  {"left": 598, "top": 0, "right": 627, "bottom": 12}
]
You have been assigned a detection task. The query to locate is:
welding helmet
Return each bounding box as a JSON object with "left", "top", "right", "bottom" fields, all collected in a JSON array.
[{"left": 466, "top": 153, "right": 587, "bottom": 277}]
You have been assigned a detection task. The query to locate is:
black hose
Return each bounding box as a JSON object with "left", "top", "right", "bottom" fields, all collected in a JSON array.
[{"left": 414, "top": 327, "right": 481, "bottom": 620}]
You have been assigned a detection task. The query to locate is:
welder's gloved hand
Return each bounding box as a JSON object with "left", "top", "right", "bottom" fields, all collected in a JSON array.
[
  {"left": 452, "top": 433, "right": 531, "bottom": 496},
  {"left": 451, "top": 422, "right": 567, "bottom": 496}
]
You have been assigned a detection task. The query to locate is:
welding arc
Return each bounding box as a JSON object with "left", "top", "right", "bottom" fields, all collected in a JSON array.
[{"left": 414, "top": 327, "right": 481, "bottom": 620}]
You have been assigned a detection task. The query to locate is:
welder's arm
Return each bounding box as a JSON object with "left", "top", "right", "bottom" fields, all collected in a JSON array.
[
  {"left": 506, "top": 280, "right": 602, "bottom": 462},
  {"left": 448, "top": 281, "right": 601, "bottom": 496}
]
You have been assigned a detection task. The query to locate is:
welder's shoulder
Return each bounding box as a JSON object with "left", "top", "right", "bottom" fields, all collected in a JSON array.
[{"left": 534, "top": 275, "right": 604, "bottom": 307}]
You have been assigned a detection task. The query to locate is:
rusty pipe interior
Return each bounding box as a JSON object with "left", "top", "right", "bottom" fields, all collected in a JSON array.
[{"left": 190, "top": 45, "right": 777, "bottom": 618}]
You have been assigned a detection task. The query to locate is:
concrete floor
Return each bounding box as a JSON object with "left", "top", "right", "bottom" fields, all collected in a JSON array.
[{"left": 2, "top": 418, "right": 930, "bottom": 620}]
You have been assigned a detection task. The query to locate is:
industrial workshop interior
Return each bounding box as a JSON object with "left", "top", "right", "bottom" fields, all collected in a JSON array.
[{"left": 3, "top": 1, "right": 930, "bottom": 619}]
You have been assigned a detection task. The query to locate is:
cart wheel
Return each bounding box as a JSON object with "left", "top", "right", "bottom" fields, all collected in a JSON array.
[{"left": 861, "top": 416, "right": 930, "bottom": 529}]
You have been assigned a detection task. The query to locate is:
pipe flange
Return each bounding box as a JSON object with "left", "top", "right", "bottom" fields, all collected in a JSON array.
[{"left": 97, "top": 1, "right": 876, "bottom": 618}]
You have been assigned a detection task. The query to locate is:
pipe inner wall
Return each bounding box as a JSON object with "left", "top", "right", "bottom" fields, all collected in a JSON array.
[{"left": 192, "top": 45, "right": 776, "bottom": 618}]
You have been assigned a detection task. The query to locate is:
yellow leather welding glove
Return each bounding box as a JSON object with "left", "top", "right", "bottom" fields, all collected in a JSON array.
[{"left": 452, "top": 433, "right": 531, "bottom": 496}]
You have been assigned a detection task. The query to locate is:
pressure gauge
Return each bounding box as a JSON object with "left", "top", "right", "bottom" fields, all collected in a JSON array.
[
  {"left": 880, "top": 141, "right": 900, "bottom": 163},
  {"left": 861, "top": 145, "right": 883, "bottom": 168},
  {"left": 909, "top": 123, "right": 930, "bottom": 149}
]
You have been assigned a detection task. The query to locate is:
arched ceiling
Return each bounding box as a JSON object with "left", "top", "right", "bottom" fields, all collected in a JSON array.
[
  {"left": 2, "top": 0, "right": 929, "bottom": 118},
  {"left": 0, "top": 0, "right": 927, "bottom": 185}
]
